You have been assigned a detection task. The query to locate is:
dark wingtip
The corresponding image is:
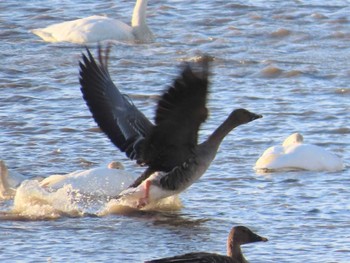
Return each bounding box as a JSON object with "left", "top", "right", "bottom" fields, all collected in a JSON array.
[
  {"left": 79, "top": 46, "right": 96, "bottom": 76},
  {"left": 181, "top": 54, "right": 213, "bottom": 81},
  {"left": 80, "top": 43, "right": 114, "bottom": 72},
  {"left": 85, "top": 46, "right": 94, "bottom": 61},
  {"left": 199, "top": 54, "right": 213, "bottom": 75}
]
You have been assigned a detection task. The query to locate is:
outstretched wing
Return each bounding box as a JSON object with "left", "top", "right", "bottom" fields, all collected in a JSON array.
[
  {"left": 79, "top": 46, "right": 153, "bottom": 162},
  {"left": 141, "top": 57, "right": 210, "bottom": 171}
]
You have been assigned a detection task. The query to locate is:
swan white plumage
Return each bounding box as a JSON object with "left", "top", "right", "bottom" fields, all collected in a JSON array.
[
  {"left": 254, "top": 133, "right": 344, "bottom": 172},
  {"left": 1, "top": 160, "right": 182, "bottom": 218},
  {"left": 0, "top": 160, "right": 27, "bottom": 192},
  {"left": 31, "top": 0, "right": 153, "bottom": 44},
  {"left": 0, "top": 160, "right": 137, "bottom": 199},
  {"left": 39, "top": 161, "right": 137, "bottom": 197}
]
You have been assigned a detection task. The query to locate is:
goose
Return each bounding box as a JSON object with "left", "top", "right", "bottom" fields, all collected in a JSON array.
[
  {"left": 254, "top": 133, "right": 344, "bottom": 172},
  {"left": 0, "top": 160, "right": 137, "bottom": 199},
  {"left": 31, "top": 0, "right": 153, "bottom": 44},
  {"left": 145, "top": 225, "right": 268, "bottom": 263},
  {"left": 79, "top": 45, "right": 262, "bottom": 208}
]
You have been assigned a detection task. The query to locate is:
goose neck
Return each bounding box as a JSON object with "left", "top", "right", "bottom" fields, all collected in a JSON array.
[
  {"left": 206, "top": 116, "right": 238, "bottom": 149},
  {"left": 227, "top": 239, "right": 245, "bottom": 262}
]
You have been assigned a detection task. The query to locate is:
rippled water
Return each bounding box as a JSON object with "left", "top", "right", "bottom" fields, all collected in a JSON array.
[{"left": 1, "top": 0, "right": 349, "bottom": 262}]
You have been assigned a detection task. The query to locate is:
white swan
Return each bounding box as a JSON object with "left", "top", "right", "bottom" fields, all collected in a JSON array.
[
  {"left": 31, "top": 0, "right": 153, "bottom": 44},
  {"left": 2, "top": 160, "right": 182, "bottom": 218},
  {"left": 254, "top": 133, "right": 344, "bottom": 172},
  {"left": 39, "top": 161, "right": 137, "bottom": 197},
  {"left": 0, "top": 160, "right": 137, "bottom": 199}
]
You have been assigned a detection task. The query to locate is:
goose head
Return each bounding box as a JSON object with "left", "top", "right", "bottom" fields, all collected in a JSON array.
[
  {"left": 228, "top": 108, "right": 263, "bottom": 125},
  {"left": 229, "top": 225, "right": 268, "bottom": 246},
  {"left": 227, "top": 225, "right": 268, "bottom": 260}
]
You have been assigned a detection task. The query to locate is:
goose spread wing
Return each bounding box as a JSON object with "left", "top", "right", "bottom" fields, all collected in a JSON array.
[
  {"left": 79, "top": 46, "right": 153, "bottom": 162},
  {"left": 141, "top": 58, "right": 210, "bottom": 171}
]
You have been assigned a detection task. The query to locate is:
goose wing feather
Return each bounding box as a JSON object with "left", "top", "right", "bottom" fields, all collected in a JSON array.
[
  {"left": 141, "top": 58, "right": 210, "bottom": 171},
  {"left": 79, "top": 46, "right": 153, "bottom": 162},
  {"left": 80, "top": 46, "right": 210, "bottom": 178}
]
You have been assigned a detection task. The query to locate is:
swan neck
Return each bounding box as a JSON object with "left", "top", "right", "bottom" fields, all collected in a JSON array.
[{"left": 132, "top": 0, "right": 148, "bottom": 27}]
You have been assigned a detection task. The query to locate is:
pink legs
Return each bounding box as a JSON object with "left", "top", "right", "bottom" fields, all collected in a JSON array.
[{"left": 137, "top": 180, "right": 151, "bottom": 208}]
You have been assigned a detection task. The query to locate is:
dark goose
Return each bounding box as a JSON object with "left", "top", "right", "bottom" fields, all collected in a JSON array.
[
  {"left": 145, "top": 225, "right": 268, "bottom": 263},
  {"left": 79, "top": 46, "right": 262, "bottom": 208}
]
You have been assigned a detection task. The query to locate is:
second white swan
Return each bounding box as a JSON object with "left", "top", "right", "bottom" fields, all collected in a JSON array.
[
  {"left": 31, "top": 0, "right": 154, "bottom": 44},
  {"left": 254, "top": 133, "right": 344, "bottom": 172}
]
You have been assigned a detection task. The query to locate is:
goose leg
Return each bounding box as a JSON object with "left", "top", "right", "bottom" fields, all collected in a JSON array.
[{"left": 137, "top": 180, "right": 151, "bottom": 208}]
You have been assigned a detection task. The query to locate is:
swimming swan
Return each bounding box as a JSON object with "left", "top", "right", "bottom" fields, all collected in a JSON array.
[
  {"left": 79, "top": 46, "right": 262, "bottom": 208},
  {"left": 31, "top": 0, "right": 153, "bottom": 44},
  {"left": 254, "top": 133, "right": 344, "bottom": 172},
  {"left": 145, "top": 226, "right": 268, "bottom": 263},
  {"left": 0, "top": 160, "right": 136, "bottom": 199},
  {"left": 39, "top": 161, "right": 137, "bottom": 197}
]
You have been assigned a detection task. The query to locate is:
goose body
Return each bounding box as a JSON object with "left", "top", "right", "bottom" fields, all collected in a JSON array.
[
  {"left": 79, "top": 46, "right": 262, "bottom": 208},
  {"left": 255, "top": 133, "right": 344, "bottom": 172},
  {"left": 117, "top": 150, "right": 215, "bottom": 207},
  {"left": 145, "top": 226, "right": 268, "bottom": 263},
  {"left": 31, "top": 0, "right": 153, "bottom": 44}
]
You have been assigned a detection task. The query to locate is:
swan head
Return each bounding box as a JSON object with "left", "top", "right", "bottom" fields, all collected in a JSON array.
[
  {"left": 282, "top": 133, "right": 303, "bottom": 147},
  {"left": 228, "top": 108, "right": 263, "bottom": 125},
  {"left": 108, "top": 161, "right": 125, "bottom": 170}
]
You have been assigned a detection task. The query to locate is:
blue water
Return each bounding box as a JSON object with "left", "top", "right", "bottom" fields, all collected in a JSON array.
[{"left": 0, "top": 0, "right": 349, "bottom": 262}]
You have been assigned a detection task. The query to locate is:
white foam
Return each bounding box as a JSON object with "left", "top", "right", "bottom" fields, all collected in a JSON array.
[
  {"left": 13, "top": 180, "right": 83, "bottom": 219},
  {"left": 99, "top": 195, "right": 183, "bottom": 216}
]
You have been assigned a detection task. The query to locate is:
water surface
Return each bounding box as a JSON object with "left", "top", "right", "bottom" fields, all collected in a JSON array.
[{"left": 0, "top": 0, "right": 349, "bottom": 262}]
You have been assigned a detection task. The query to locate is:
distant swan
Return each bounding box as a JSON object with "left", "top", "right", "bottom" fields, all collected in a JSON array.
[
  {"left": 0, "top": 160, "right": 136, "bottom": 199},
  {"left": 79, "top": 46, "right": 262, "bottom": 208},
  {"left": 145, "top": 226, "right": 268, "bottom": 263},
  {"left": 31, "top": 0, "right": 153, "bottom": 44},
  {"left": 254, "top": 133, "right": 344, "bottom": 172}
]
